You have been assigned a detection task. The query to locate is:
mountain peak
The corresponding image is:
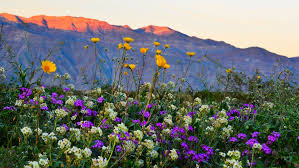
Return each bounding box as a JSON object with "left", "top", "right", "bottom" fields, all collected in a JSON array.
[
  {"left": 136, "top": 25, "right": 175, "bottom": 35},
  {"left": 122, "top": 25, "right": 132, "bottom": 30},
  {"left": 0, "top": 13, "right": 121, "bottom": 32}
]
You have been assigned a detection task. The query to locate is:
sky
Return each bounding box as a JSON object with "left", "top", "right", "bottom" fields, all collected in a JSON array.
[{"left": 1, "top": 0, "right": 299, "bottom": 57}]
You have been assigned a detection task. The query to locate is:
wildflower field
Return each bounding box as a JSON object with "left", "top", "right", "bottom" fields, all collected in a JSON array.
[{"left": 0, "top": 36, "right": 298, "bottom": 168}]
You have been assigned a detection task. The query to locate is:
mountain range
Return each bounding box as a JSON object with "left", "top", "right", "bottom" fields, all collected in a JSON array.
[{"left": 0, "top": 13, "right": 298, "bottom": 89}]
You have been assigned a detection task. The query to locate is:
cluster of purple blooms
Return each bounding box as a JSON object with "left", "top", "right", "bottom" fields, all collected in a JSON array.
[
  {"left": 50, "top": 92, "right": 64, "bottom": 105},
  {"left": 230, "top": 131, "right": 280, "bottom": 155},
  {"left": 226, "top": 104, "right": 256, "bottom": 121},
  {"left": 18, "top": 87, "right": 32, "bottom": 100}
]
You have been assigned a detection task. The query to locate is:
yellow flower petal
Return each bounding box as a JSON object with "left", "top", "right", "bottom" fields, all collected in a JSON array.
[
  {"left": 91, "top": 37, "right": 100, "bottom": 43},
  {"left": 123, "top": 37, "right": 134, "bottom": 43}
]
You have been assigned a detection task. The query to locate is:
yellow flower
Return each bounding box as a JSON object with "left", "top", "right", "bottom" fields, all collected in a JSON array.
[
  {"left": 140, "top": 48, "right": 148, "bottom": 54},
  {"left": 91, "top": 37, "right": 100, "bottom": 43},
  {"left": 163, "top": 64, "right": 170, "bottom": 69},
  {"left": 129, "top": 64, "right": 136, "bottom": 70},
  {"left": 156, "top": 50, "right": 162, "bottom": 55},
  {"left": 118, "top": 43, "right": 124, "bottom": 49},
  {"left": 165, "top": 44, "right": 170, "bottom": 48},
  {"left": 257, "top": 75, "right": 261, "bottom": 79},
  {"left": 155, "top": 55, "right": 167, "bottom": 68},
  {"left": 123, "top": 37, "right": 134, "bottom": 43},
  {"left": 84, "top": 45, "right": 89, "bottom": 49},
  {"left": 186, "top": 52, "right": 195, "bottom": 57},
  {"left": 226, "top": 68, "right": 232, "bottom": 74},
  {"left": 41, "top": 60, "right": 56, "bottom": 74},
  {"left": 154, "top": 42, "right": 160, "bottom": 47},
  {"left": 124, "top": 64, "right": 128, "bottom": 68},
  {"left": 124, "top": 71, "right": 128, "bottom": 76},
  {"left": 124, "top": 43, "right": 132, "bottom": 50},
  {"left": 198, "top": 59, "right": 201, "bottom": 63}
]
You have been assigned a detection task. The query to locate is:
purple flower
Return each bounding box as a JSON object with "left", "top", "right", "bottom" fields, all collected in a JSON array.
[
  {"left": 147, "top": 104, "right": 152, "bottom": 108},
  {"left": 140, "top": 121, "right": 147, "bottom": 126},
  {"left": 97, "top": 97, "right": 105, "bottom": 103},
  {"left": 91, "top": 140, "right": 104, "bottom": 149},
  {"left": 62, "top": 124, "right": 69, "bottom": 131},
  {"left": 237, "top": 133, "right": 247, "bottom": 140},
  {"left": 251, "top": 132, "right": 260, "bottom": 138},
  {"left": 160, "top": 111, "right": 167, "bottom": 115},
  {"left": 267, "top": 135, "right": 277, "bottom": 143},
  {"left": 64, "top": 88, "right": 70, "bottom": 91},
  {"left": 116, "top": 145, "right": 122, "bottom": 152},
  {"left": 229, "top": 137, "right": 238, "bottom": 142},
  {"left": 3, "top": 106, "right": 16, "bottom": 111},
  {"left": 51, "top": 92, "right": 58, "bottom": 98},
  {"left": 242, "top": 150, "right": 248, "bottom": 156},
  {"left": 59, "top": 95, "right": 64, "bottom": 99},
  {"left": 77, "top": 121, "right": 94, "bottom": 128},
  {"left": 74, "top": 99, "right": 84, "bottom": 107},
  {"left": 132, "top": 120, "right": 140, "bottom": 123},
  {"left": 133, "top": 100, "right": 139, "bottom": 105},
  {"left": 115, "top": 117, "right": 122, "bottom": 122},
  {"left": 245, "top": 138, "right": 259, "bottom": 147},
  {"left": 41, "top": 106, "right": 49, "bottom": 110},
  {"left": 188, "top": 136, "right": 198, "bottom": 143},
  {"left": 56, "top": 100, "right": 63, "bottom": 105},
  {"left": 272, "top": 131, "right": 280, "bottom": 138},
  {"left": 144, "top": 111, "right": 150, "bottom": 118},
  {"left": 188, "top": 125, "right": 194, "bottom": 132},
  {"left": 262, "top": 143, "right": 272, "bottom": 154},
  {"left": 202, "top": 145, "right": 214, "bottom": 155},
  {"left": 181, "top": 142, "right": 189, "bottom": 149}
]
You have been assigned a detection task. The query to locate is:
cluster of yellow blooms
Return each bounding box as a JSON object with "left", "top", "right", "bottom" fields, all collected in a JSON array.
[{"left": 41, "top": 37, "right": 200, "bottom": 76}]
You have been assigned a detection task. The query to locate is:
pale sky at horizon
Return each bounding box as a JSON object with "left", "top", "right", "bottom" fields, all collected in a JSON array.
[{"left": 1, "top": 0, "right": 299, "bottom": 57}]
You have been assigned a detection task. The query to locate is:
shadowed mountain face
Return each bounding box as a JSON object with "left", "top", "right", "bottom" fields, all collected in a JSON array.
[{"left": 0, "top": 13, "right": 298, "bottom": 89}]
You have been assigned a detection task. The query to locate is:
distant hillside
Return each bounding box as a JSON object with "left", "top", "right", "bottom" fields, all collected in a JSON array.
[{"left": 0, "top": 13, "right": 298, "bottom": 89}]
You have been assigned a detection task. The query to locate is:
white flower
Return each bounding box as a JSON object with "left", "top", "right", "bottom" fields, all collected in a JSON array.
[
  {"left": 164, "top": 115, "right": 173, "bottom": 126},
  {"left": 54, "top": 73, "right": 61, "bottom": 79},
  {"left": 219, "top": 152, "right": 226, "bottom": 157},
  {"left": 35, "top": 128, "right": 43, "bottom": 136},
  {"left": 25, "top": 161, "right": 40, "bottom": 168},
  {"left": 184, "top": 115, "right": 192, "bottom": 126},
  {"left": 137, "top": 159, "right": 144, "bottom": 167},
  {"left": 120, "top": 101, "right": 126, "bottom": 107},
  {"left": 58, "top": 138, "right": 71, "bottom": 150},
  {"left": 147, "top": 149, "right": 158, "bottom": 158},
  {"left": 170, "top": 104, "right": 177, "bottom": 110},
  {"left": 89, "top": 126, "right": 103, "bottom": 136},
  {"left": 66, "top": 97, "right": 75, "bottom": 106},
  {"left": 42, "top": 132, "right": 57, "bottom": 143},
  {"left": 194, "top": 97, "right": 202, "bottom": 105},
  {"left": 15, "top": 100, "right": 23, "bottom": 107},
  {"left": 82, "top": 148, "right": 92, "bottom": 158},
  {"left": 169, "top": 149, "right": 178, "bottom": 160},
  {"left": 56, "top": 126, "right": 66, "bottom": 135},
  {"left": 38, "top": 158, "right": 49, "bottom": 167},
  {"left": 86, "top": 101, "right": 94, "bottom": 108},
  {"left": 253, "top": 143, "right": 262, "bottom": 151},
  {"left": 0, "top": 67, "right": 5, "bottom": 73},
  {"left": 123, "top": 140, "right": 135, "bottom": 153},
  {"left": 134, "top": 130, "right": 143, "bottom": 141},
  {"left": 200, "top": 105, "right": 209, "bottom": 113},
  {"left": 63, "top": 73, "right": 71, "bottom": 80},
  {"left": 116, "top": 123, "right": 128, "bottom": 133},
  {"left": 21, "top": 127, "right": 32, "bottom": 136},
  {"left": 144, "top": 139, "right": 154, "bottom": 149},
  {"left": 92, "top": 156, "right": 108, "bottom": 168},
  {"left": 55, "top": 108, "right": 68, "bottom": 118}
]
